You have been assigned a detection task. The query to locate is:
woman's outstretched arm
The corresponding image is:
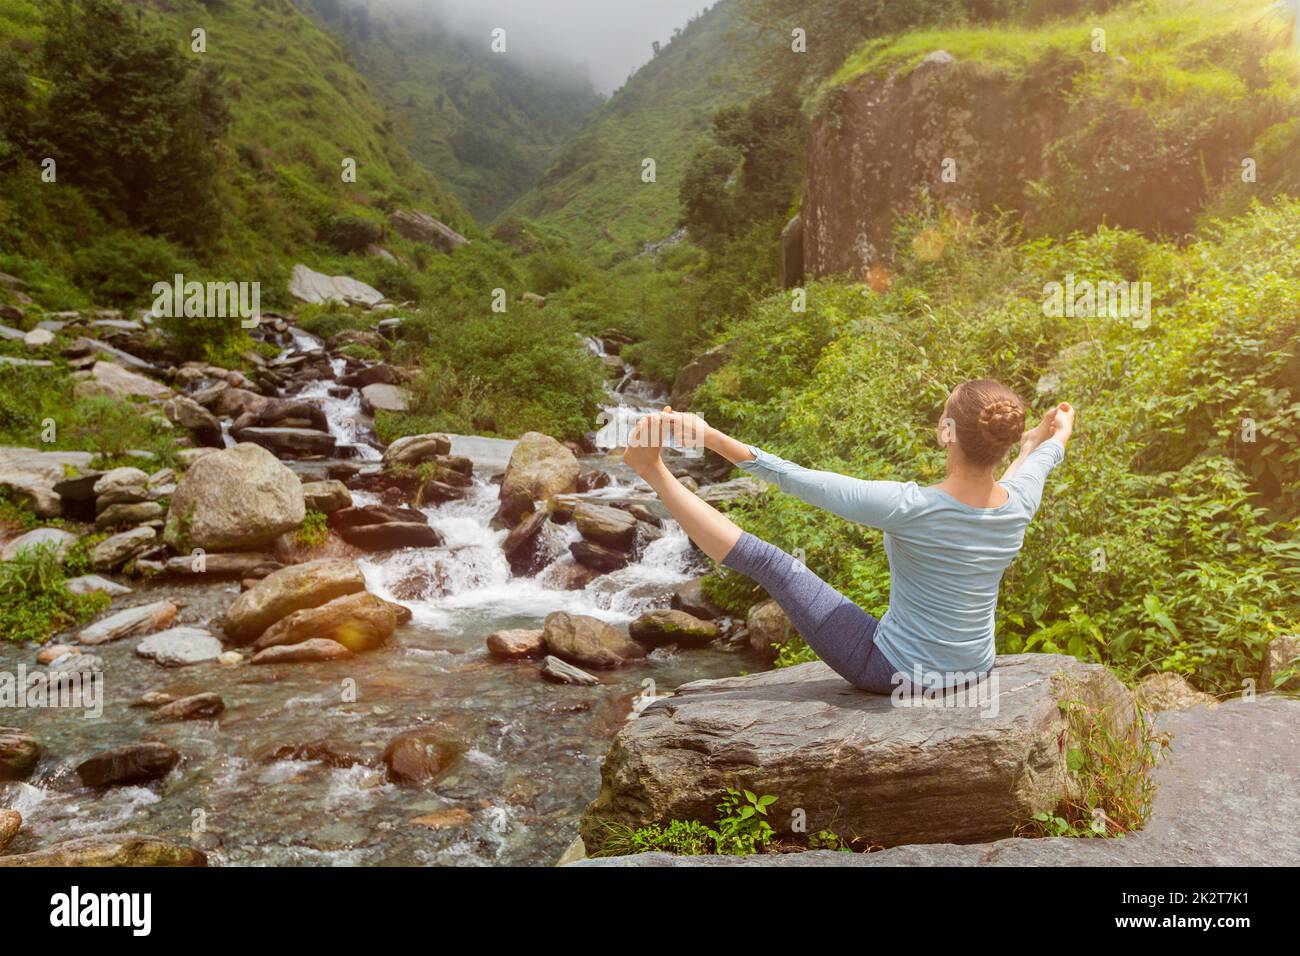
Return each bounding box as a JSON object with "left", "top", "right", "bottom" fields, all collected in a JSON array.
[{"left": 652, "top": 408, "right": 907, "bottom": 531}]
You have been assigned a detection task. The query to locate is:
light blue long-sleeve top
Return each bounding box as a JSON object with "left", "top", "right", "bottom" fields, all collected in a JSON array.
[{"left": 735, "top": 438, "right": 1066, "bottom": 684}]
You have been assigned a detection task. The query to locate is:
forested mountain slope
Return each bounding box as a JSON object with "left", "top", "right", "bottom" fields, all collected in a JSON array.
[
  {"left": 505, "top": 1, "right": 761, "bottom": 258},
  {"left": 1, "top": 0, "right": 467, "bottom": 297},
  {"left": 297, "top": 0, "right": 604, "bottom": 223}
]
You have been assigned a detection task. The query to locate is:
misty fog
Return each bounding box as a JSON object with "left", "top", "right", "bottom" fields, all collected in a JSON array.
[{"left": 366, "top": 0, "right": 716, "bottom": 93}]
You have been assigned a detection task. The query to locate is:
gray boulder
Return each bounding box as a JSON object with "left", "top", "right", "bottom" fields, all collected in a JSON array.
[
  {"left": 573, "top": 695, "right": 1300, "bottom": 867},
  {"left": 135, "top": 627, "right": 224, "bottom": 666},
  {"left": 579, "top": 654, "right": 1134, "bottom": 852},
  {"left": 164, "top": 443, "right": 305, "bottom": 551},
  {"left": 500, "top": 432, "right": 579, "bottom": 504},
  {"left": 1, "top": 527, "right": 78, "bottom": 562},
  {"left": 79, "top": 600, "right": 179, "bottom": 646}
]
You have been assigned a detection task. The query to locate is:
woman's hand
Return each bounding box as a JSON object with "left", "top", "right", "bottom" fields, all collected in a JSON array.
[
  {"left": 1020, "top": 406, "right": 1059, "bottom": 453},
  {"left": 654, "top": 407, "right": 710, "bottom": 450},
  {"left": 1050, "top": 402, "right": 1076, "bottom": 447},
  {"left": 622, "top": 414, "right": 666, "bottom": 475}
]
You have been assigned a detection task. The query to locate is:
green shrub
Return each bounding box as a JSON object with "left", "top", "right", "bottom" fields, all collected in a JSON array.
[
  {"left": 318, "top": 214, "right": 383, "bottom": 254},
  {"left": 71, "top": 232, "right": 198, "bottom": 308},
  {"left": 590, "top": 787, "right": 778, "bottom": 857},
  {"left": 294, "top": 509, "right": 329, "bottom": 548},
  {"left": 0, "top": 541, "right": 110, "bottom": 643}
]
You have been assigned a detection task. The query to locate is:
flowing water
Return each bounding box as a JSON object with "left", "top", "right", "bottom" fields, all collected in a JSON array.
[{"left": 0, "top": 335, "right": 757, "bottom": 866}]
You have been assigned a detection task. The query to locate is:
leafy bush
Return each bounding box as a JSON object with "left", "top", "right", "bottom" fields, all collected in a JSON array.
[
  {"left": 387, "top": 304, "right": 605, "bottom": 441},
  {"left": 0, "top": 541, "right": 110, "bottom": 643},
  {"left": 294, "top": 509, "right": 329, "bottom": 548},
  {"left": 71, "top": 232, "right": 199, "bottom": 308},
  {"left": 591, "top": 787, "right": 778, "bottom": 857},
  {"left": 318, "top": 214, "right": 383, "bottom": 254},
  {"left": 67, "top": 395, "right": 179, "bottom": 468}
]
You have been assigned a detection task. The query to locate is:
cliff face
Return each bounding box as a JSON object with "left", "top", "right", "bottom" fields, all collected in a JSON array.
[{"left": 800, "top": 51, "right": 1066, "bottom": 280}]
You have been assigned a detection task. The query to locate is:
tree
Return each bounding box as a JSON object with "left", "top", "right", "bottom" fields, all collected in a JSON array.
[{"left": 37, "top": 0, "right": 231, "bottom": 248}]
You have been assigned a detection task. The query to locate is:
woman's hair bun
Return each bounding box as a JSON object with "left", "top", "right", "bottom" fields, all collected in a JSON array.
[{"left": 978, "top": 398, "right": 1026, "bottom": 446}]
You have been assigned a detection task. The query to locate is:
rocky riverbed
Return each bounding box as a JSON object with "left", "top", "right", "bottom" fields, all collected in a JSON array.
[{"left": 0, "top": 300, "right": 768, "bottom": 866}]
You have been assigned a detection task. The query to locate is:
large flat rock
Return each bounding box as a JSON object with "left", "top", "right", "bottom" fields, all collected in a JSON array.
[
  {"left": 573, "top": 694, "right": 1300, "bottom": 866},
  {"left": 578, "top": 654, "right": 1133, "bottom": 851}
]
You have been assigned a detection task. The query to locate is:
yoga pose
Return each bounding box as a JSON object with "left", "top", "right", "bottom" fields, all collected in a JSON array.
[{"left": 623, "top": 379, "right": 1075, "bottom": 694}]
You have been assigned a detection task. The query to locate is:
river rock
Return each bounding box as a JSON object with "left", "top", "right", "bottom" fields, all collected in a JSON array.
[
  {"left": 74, "top": 361, "right": 171, "bottom": 401},
  {"left": 0, "top": 447, "right": 94, "bottom": 517},
  {"left": 1261, "top": 634, "right": 1300, "bottom": 691},
  {"left": 36, "top": 644, "right": 79, "bottom": 665},
  {"left": 0, "top": 834, "right": 206, "bottom": 867},
  {"left": 547, "top": 559, "right": 600, "bottom": 590},
  {"left": 0, "top": 727, "right": 41, "bottom": 780},
  {"left": 382, "top": 433, "right": 451, "bottom": 467},
  {"left": 288, "top": 264, "right": 384, "bottom": 307},
  {"left": 232, "top": 397, "right": 329, "bottom": 434},
  {"left": 251, "top": 638, "right": 353, "bottom": 664},
  {"left": 162, "top": 551, "right": 282, "bottom": 578},
  {"left": 746, "top": 599, "right": 792, "bottom": 659},
  {"left": 89, "top": 525, "right": 157, "bottom": 571},
  {"left": 629, "top": 609, "right": 719, "bottom": 647},
  {"left": 500, "top": 432, "right": 579, "bottom": 504},
  {"left": 223, "top": 558, "right": 367, "bottom": 644},
  {"left": 543, "top": 612, "right": 645, "bottom": 669},
  {"left": 150, "top": 693, "right": 225, "bottom": 722},
  {"left": 76, "top": 742, "right": 180, "bottom": 787},
  {"left": 340, "top": 363, "right": 401, "bottom": 388},
  {"left": 65, "top": 574, "right": 132, "bottom": 598},
  {"left": 569, "top": 539, "right": 630, "bottom": 573},
  {"left": 163, "top": 395, "right": 223, "bottom": 448},
  {"left": 79, "top": 600, "right": 178, "bottom": 646},
  {"left": 540, "top": 655, "right": 600, "bottom": 686},
  {"left": 165, "top": 443, "right": 305, "bottom": 551},
  {"left": 302, "top": 480, "right": 352, "bottom": 514},
  {"left": 93, "top": 466, "right": 150, "bottom": 506},
  {"left": 382, "top": 728, "right": 463, "bottom": 785},
  {"left": 1136, "top": 672, "right": 1219, "bottom": 711},
  {"left": 502, "top": 511, "right": 555, "bottom": 576},
  {"left": 251, "top": 591, "right": 399, "bottom": 653},
  {"left": 336, "top": 520, "right": 442, "bottom": 551},
  {"left": 486, "top": 628, "right": 546, "bottom": 660},
  {"left": 0, "top": 809, "right": 19, "bottom": 852},
  {"left": 670, "top": 578, "right": 723, "bottom": 620},
  {"left": 579, "top": 655, "right": 1134, "bottom": 852},
  {"left": 207, "top": 386, "right": 267, "bottom": 419},
  {"left": 573, "top": 502, "right": 638, "bottom": 549},
  {"left": 135, "top": 627, "right": 224, "bottom": 666},
  {"left": 1, "top": 527, "right": 78, "bottom": 562},
  {"left": 94, "top": 500, "right": 165, "bottom": 530},
  {"left": 239, "top": 426, "right": 336, "bottom": 459},
  {"left": 360, "top": 383, "right": 410, "bottom": 413}
]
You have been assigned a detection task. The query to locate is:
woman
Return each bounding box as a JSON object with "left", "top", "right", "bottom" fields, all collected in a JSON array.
[{"left": 622, "top": 379, "right": 1075, "bottom": 694}]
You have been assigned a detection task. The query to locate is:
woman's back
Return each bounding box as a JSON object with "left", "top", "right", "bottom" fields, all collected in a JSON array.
[{"left": 736, "top": 438, "right": 1065, "bottom": 684}]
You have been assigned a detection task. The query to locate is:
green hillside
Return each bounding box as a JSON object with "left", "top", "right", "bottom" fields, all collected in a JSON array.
[
  {"left": 505, "top": 1, "right": 761, "bottom": 258},
  {"left": 1, "top": 0, "right": 468, "bottom": 295}
]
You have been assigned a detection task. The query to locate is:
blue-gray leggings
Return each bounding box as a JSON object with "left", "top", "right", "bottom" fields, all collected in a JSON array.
[{"left": 723, "top": 531, "right": 902, "bottom": 694}]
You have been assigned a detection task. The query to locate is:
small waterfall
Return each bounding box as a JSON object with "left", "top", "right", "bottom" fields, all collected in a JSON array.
[
  {"left": 359, "top": 476, "right": 703, "bottom": 631},
  {"left": 296, "top": 357, "right": 382, "bottom": 461}
]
